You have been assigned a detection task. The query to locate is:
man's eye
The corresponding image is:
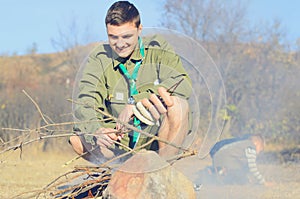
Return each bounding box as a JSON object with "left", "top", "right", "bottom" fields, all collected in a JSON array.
[
  {"left": 122, "top": 35, "right": 132, "bottom": 39},
  {"left": 109, "top": 35, "right": 118, "bottom": 40}
]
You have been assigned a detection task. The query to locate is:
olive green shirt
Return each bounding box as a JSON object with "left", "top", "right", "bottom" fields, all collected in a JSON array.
[{"left": 74, "top": 34, "right": 192, "bottom": 138}]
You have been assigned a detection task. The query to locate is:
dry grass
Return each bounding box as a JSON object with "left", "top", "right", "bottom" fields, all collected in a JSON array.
[
  {"left": 0, "top": 145, "right": 299, "bottom": 199},
  {"left": 0, "top": 146, "right": 89, "bottom": 198}
]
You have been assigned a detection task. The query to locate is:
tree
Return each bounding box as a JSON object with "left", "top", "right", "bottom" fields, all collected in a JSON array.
[
  {"left": 161, "top": 0, "right": 298, "bottom": 147},
  {"left": 51, "top": 15, "right": 98, "bottom": 74}
]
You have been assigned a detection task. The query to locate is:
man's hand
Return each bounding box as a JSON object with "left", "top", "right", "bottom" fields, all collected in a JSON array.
[
  {"left": 155, "top": 87, "right": 189, "bottom": 157},
  {"left": 132, "top": 101, "right": 156, "bottom": 125},
  {"left": 95, "top": 127, "right": 121, "bottom": 148},
  {"left": 116, "top": 104, "right": 135, "bottom": 132},
  {"left": 132, "top": 87, "right": 174, "bottom": 126},
  {"left": 134, "top": 87, "right": 189, "bottom": 157}
]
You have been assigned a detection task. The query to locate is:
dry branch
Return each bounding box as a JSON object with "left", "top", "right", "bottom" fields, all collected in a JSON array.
[{"left": 3, "top": 90, "right": 197, "bottom": 198}]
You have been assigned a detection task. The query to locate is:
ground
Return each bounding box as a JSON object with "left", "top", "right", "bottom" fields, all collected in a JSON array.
[
  {"left": 0, "top": 147, "right": 299, "bottom": 199},
  {"left": 173, "top": 155, "right": 300, "bottom": 199}
]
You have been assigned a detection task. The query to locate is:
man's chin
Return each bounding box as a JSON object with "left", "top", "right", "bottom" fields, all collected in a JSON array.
[
  {"left": 115, "top": 49, "right": 131, "bottom": 58},
  {"left": 114, "top": 48, "right": 132, "bottom": 58},
  {"left": 117, "top": 52, "right": 130, "bottom": 58}
]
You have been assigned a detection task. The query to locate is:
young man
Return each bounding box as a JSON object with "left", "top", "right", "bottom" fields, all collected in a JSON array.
[
  {"left": 197, "top": 134, "right": 271, "bottom": 186},
  {"left": 69, "top": 1, "right": 192, "bottom": 164}
]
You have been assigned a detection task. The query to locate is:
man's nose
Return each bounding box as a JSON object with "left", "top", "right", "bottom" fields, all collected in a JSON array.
[{"left": 116, "top": 38, "right": 126, "bottom": 48}]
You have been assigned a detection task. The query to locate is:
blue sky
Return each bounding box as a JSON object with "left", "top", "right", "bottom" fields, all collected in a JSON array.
[
  {"left": 0, "top": 0, "right": 299, "bottom": 55},
  {"left": 248, "top": 1, "right": 300, "bottom": 41}
]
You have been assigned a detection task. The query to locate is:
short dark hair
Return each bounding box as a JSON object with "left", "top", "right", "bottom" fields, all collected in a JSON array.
[{"left": 105, "top": 1, "right": 141, "bottom": 28}]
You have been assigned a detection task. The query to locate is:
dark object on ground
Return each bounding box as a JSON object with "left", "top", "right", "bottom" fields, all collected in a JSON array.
[{"left": 50, "top": 167, "right": 111, "bottom": 199}]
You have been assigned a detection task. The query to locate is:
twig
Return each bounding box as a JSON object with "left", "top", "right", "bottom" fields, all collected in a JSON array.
[
  {"left": 40, "top": 167, "right": 112, "bottom": 198},
  {"left": 62, "top": 151, "right": 89, "bottom": 167},
  {"left": 0, "top": 131, "right": 30, "bottom": 147},
  {"left": 100, "top": 137, "right": 156, "bottom": 167},
  {"left": 167, "top": 77, "right": 185, "bottom": 95},
  {"left": 0, "top": 133, "right": 73, "bottom": 154},
  {"left": 96, "top": 107, "right": 190, "bottom": 153},
  {"left": 22, "top": 89, "right": 50, "bottom": 125},
  {"left": 43, "top": 170, "right": 77, "bottom": 190},
  {"left": 12, "top": 189, "right": 47, "bottom": 199},
  {"left": 0, "top": 136, "right": 4, "bottom": 144},
  {"left": 3, "top": 87, "right": 197, "bottom": 199},
  {"left": 167, "top": 149, "right": 198, "bottom": 164},
  {"left": 1, "top": 119, "right": 112, "bottom": 133},
  {"left": 1, "top": 119, "right": 113, "bottom": 153}
]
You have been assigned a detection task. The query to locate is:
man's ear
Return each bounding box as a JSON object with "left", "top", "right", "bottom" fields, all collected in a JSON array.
[{"left": 138, "top": 24, "right": 143, "bottom": 34}]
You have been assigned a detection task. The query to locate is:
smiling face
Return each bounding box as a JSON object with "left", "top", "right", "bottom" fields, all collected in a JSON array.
[{"left": 107, "top": 22, "right": 142, "bottom": 58}]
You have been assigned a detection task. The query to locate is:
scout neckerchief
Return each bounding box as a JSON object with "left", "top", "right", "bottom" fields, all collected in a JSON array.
[{"left": 118, "top": 37, "right": 144, "bottom": 149}]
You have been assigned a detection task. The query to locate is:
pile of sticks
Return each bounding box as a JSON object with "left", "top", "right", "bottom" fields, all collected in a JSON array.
[{"left": 41, "top": 166, "right": 112, "bottom": 199}]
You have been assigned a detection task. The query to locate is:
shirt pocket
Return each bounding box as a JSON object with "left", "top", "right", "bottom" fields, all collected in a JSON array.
[{"left": 105, "top": 90, "right": 127, "bottom": 117}]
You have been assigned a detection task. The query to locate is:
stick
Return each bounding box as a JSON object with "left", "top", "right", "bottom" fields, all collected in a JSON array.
[{"left": 22, "top": 89, "right": 50, "bottom": 125}]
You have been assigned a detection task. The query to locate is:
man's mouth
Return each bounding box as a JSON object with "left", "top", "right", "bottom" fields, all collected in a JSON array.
[{"left": 116, "top": 46, "right": 128, "bottom": 53}]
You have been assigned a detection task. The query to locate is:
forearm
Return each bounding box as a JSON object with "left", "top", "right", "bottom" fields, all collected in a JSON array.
[
  {"left": 249, "top": 165, "right": 266, "bottom": 185},
  {"left": 158, "top": 96, "right": 189, "bottom": 157},
  {"left": 245, "top": 147, "right": 266, "bottom": 185}
]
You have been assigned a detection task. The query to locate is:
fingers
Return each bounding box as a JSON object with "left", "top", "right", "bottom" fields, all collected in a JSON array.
[
  {"left": 95, "top": 128, "right": 120, "bottom": 148},
  {"left": 141, "top": 98, "right": 160, "bottom": 120},
  {"left": 116, "top": 104, "right": 134, "bottom": 131},
  {"left": 158, "top": 87, "right": 174, "bottom": 107},
  {"left": 131, "top": 87, "right": 174, "bottom": 126},
  {"left": 136, "top": 101, "right": 154, "bottom": 122},
  {"left": 148, "top": 87, "right": 174, "bottom": 114},
  {"left": 119, "top": 87, "right": 174, "bottom": 127},
  {"left": 132, "top": 105, "right": 155, "bottom": 126},
  {"left": 133, "top": 101, "right": 155, "bottom": 126},
  {"left": 96, "top": 134, "right": 114, "bottom": 147},
  {"left": 150, "top": 94, "right": 167, "bottom": 114},
  {"left": 106, "top": 130, "right": 119, "bottom": 140}
]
